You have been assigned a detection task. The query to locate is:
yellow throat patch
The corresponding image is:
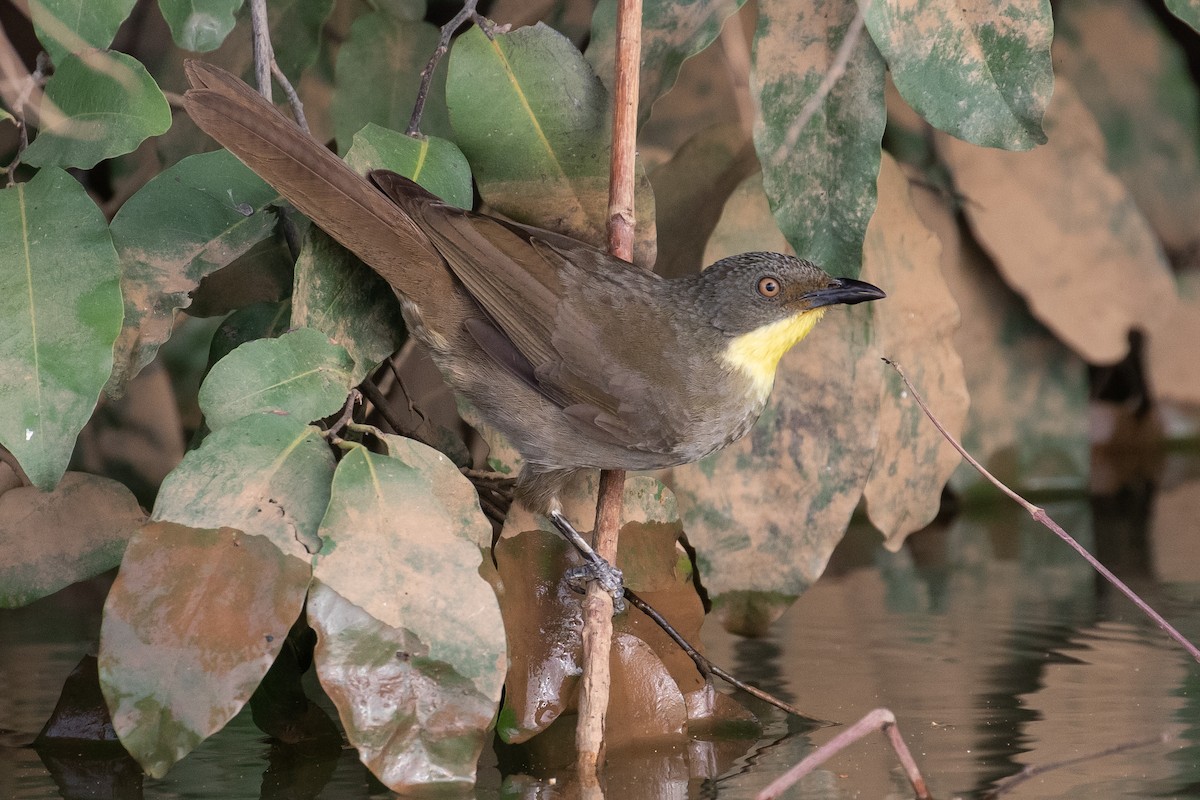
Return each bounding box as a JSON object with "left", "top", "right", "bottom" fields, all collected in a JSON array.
[{"left": 722, "top": 308, "right": 827, "bottom": 400}]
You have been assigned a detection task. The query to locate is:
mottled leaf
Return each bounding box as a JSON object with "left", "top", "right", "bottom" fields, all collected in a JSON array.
[
  {"left": 152, "top": 414, "right": 335, "bottom": 559},
  {"left": 864, "top": 0, "right": 1053, "bottom": 150},
  {"left": 586, "top": 0, "right": 747, "bottom": 125},
  {"left": 22, "top": 50, "right": 170, "bottom": 170},
  {"left": 199, "top": 328, "right": 354, "bottom": 430},
  {"left": 331, "top": 12, "right": 450, "bottom": 150},
  {"left": 290, "top": 227, "right": 405, "bottom": 386},
  {"left": 446, "top": 23, "right": 657, "bottom": 266},
  {"left": 0, "top": 473, "right": 145, "bottom": 607},
  {"left": 30, "top": 0, "right": 138, "bottom": 65},
  {"left": 936, "top": 78, "right": 1177, "bottom": 365},
  {"left": 108, "top": 150, "right": 281, "bottom": 394},
  {"left": 345, "top": 124, "right": 473, "bottom": 210},
  {"left": 861, "top": 155, "right": 966, "bottom": 545},
  {"left": 158, "top": 0, "right": 243, "bottom": 52},
  {"left": 98, "top": 522, "right": 310, "bottom": 777},
  {"left": 307, "top": 581, "right": 497, "bottom": 793},
  {"left": 752, "top": 0, "right": 886, "bottom": 277},
  {"left": 670, "top": 172, "right": 880, "bottom": 636},
  {"left": 312, "top": 441, "right": 503, "bottom": 689},
  {"left": 0, "top": 168, "right": 123, "bottom": 490},
  {"left": 1055, "top": 0, "right": 1200, "bottom": 253}
]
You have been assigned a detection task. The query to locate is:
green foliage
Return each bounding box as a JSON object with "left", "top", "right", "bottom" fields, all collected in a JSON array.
[{"left": 3, "top": 0, "right": 1192, "bottom": 793}]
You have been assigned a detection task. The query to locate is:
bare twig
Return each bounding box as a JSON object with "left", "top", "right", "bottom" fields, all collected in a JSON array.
[
  {"left": 757, "top": 708, "right": 930, "bottom": 800},
  {"left": 883, "top": 357, "right": 1200, "bottom": 664},
  {"left": 406, "top": 0, "right": 486, "bottom": 136},
  {"left": 982, "top": 732, "right": 1173, "bottom": 799},
  {"left": 771, "top": 1, "right": 869, "bottom": 164},
  {"left": 248, "top": 0, "right": 308, "bottom": 132},
  {"left": 323, "top": 389, "right": 362, "bottom": 442},
  {"left": 623, "top": 589, "right": 829, "bottom": 724}
]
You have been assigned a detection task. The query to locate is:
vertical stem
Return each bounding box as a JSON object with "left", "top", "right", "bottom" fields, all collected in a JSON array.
[{"left": 576, "top": 0, "right": 642, "bottom": 775}]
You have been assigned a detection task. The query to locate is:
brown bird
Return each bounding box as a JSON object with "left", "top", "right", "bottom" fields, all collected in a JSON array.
[{"left": 182, "top": 62, "right": 884, "bottom": 594}]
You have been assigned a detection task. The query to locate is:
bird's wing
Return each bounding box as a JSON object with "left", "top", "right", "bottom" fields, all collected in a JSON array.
[{"left": 372, "top": 172, "right": 684, "bottom": 453}]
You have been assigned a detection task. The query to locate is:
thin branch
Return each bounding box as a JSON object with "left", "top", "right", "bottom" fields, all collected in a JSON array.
[
  {"left": 248, "top": 0, "right": 309, "bottom": 132},
  {"left": 771, "top": 1, "right": 868, "bottom": 164},
  {"left": 982, "top": 733, "right": 1172, "bottom": 799},
  {"left": 756, "top": 708, "right": 930, "bottom": 800},
  {"left": 406, "top": 1, "right": 488, "bottom": 136},
  {"left": 883, "top": 357, "right": 1200, "bottom": 665}
]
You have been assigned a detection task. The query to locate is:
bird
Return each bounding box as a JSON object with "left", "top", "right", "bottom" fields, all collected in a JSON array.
[{"left": 182, "top": 62, "right": 885, "bottom": 596}]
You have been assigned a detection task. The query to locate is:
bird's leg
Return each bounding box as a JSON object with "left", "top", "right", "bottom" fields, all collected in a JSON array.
[{"left": 549, "top": 510, "right": 625, "bottom": 612}]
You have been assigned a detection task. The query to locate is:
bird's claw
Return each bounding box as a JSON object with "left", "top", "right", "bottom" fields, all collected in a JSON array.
[{"left": 565, "top": 561, "right": 626, "bottom": 613}]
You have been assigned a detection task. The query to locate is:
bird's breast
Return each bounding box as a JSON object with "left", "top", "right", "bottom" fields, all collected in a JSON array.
[{"left": 720, "top": 308, "right": 827, "bottom": 403}]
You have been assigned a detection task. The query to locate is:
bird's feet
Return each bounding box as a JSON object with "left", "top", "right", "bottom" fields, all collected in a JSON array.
[{"left": 549, "top": 510, "right": 626, "bottom": 613}]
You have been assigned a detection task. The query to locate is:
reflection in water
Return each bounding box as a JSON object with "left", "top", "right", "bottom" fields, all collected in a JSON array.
[{"left": 4, "top": 469, "right": 1200, "bottom": 798}]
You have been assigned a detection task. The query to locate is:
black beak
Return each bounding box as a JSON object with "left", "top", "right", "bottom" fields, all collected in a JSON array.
[{"left": 802, "top": 277, "right": 886, "bottom": 309}]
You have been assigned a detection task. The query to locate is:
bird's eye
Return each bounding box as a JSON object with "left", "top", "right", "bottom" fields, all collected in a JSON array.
[{"left": 757, "top": 276, "right": 781, "bottom": 298}]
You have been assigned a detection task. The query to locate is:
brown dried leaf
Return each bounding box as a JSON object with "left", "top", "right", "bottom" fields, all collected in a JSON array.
[
  {"left": 910, "top": 184, "right": 1089, "bottom": 493},
  {"left": 863, "top": 155, "right": 967, "bottom": 545},
  {"left": 936, "top": 77, "right": 1177, "bottom": 365}
]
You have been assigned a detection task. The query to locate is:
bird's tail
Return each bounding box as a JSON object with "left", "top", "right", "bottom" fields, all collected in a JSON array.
[{"left": 182, "top": 61, "right": 457, "bottom": 315}]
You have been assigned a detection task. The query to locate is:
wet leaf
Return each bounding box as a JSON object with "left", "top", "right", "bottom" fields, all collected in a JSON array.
[
  {"left": 670, "top": 172, "right": 881, "bottom": 636},
  {"left": 345, "top": 124, "right": 474, "bottom": 210},
  {"left": 36, "top": 655, "right": 120, "bottom": 745},
  {"left": 331, "top": 12, "right": 450, "bottom": 150},
  {"left": 198, "top": 328, "right": 354, "bottom": 430},
  {"left": 307, "top": 580, "right": 498, "bottom": 793},
  {"left": 1055, "top": 0, "right": 1200, "bottom": 254},
  {"left": 158, "top": 0, "right": 243, "bottom": 52},
  {"left": 1165, "top": 0, "right": 1200, "bottom": 33},
  {"left": 862, "top": 155, "right": 966, "bottom": 545},
  {"left": 446, "top": 24, "right": 657, "bottom": 267},
  {"left": 98, "top": 522, "right": 310, "bottom": 777},
  {"left": 23, "top": 50, "right": 170, "bottom": 170},
  {"left": 751, "top": 0, "right": 886, "bottom": 278},
  {"left": 290, "top": 227, "right": 405, "bottom": 386},
  {"left": 586, "top": 0, "right": 747, "bottom": 125},
  {"left": 494, "top": 475, "right": 704, "bottom": 742},
  {"left": 936, "top": 78, "right": 1177, "bottom": 365},
  {"left": 30, "top": 0, "right": 138, "bottom": 65},
  {"left": 312, "top": 441, "right": 503, "bottom": 693},
  {"left": 0, "top": 168, "right": 123, "bottom": 490},
  {"left": 108, "top": 149, "right": 280, "bottom": 395},
  {"left": 910, "top": 183, "right": 1089, "bottom": 494},
  {"left": 0, "top": 473, "right": 145, "bottom": 607},
  {"left": 152, "top": 414, "right": 335, "bottom": 559},
  {"left": 865, "top": 0, "right": 1052, "bottom": 150},
  {"left": 650, "top": 122, "right": 758, "bottom": 279}
]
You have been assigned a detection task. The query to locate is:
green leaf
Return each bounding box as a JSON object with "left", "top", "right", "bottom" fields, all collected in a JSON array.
[
  {"left": 0, "top": 473, "right": 146, "bottom": 607},
  {"left": 22, "top": 50, "right": 170, "bottom": 169},
  {"left": 290, "top": 227, "right": 405, "bottom": 387},
  {"left": 108, "top": 149, "right": 281, "bottom": 394},
  {"left": 446, "top": 23, "right": 657, "bottom": 266},
  {"left": 864, "top": 0, "right": 1053, "bottom": 150},
  {"left": 152, "top": 414, "right": 335, "bottom": 559},
  {"left": 308, "top": 581, "right": 500, "bottom": 793},
  {"left": 209, "top": 300, "right": 292, "bottom": 366},
  {"left": 313, "top": 441, "right": 503, "bottom": 687},
  {"left": 586, "top": 0, "right": 747, "bottom": 126},
  {"left": 331, "top": 12, "right": 450, "bottom": 151},
  {"left": 29, "top": 0, "right": 138, "bottom": 65},
  {"left": 345, "top": 124, "right": 473, "bottom": 210},
  {"left": 0, "top": 168, "right": 123, "bottom": 490},
  {"left": 1056, "top": 0, "right": 1200, "bottom": 253},
  {"left": 264, "top": 0, "right": 335, "bottom": 78},
  {"left": 751, "top": 0, "right": 886, "bottom": 277},
  {"left": 157, "top": 0, "right": 244, "bottom": 52},
  {"left": 1165, "top": 0, "right": 1200, "bottom": 33},
  {"left": 0, "top": 107, "right": 12, "bottom": 124},
  {"left": 99, "top": 522, "right": 310, "bottom": 777},
  {"left": 199, "top": 327, "right": 354, "bottom": 430}
]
